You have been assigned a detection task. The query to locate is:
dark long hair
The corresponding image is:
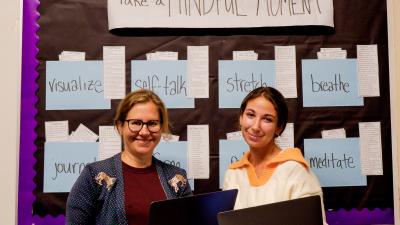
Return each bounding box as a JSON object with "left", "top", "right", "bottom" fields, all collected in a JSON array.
[{"left": 240, "top": 87, "right": 288, "bottom": 135}]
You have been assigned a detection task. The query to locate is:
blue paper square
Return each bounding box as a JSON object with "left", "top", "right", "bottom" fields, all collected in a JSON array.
[
  {"left": 302, "top": 59, "right": 364, "bottom": 107},
  {"left": 304, "top": 138, "right": 367, "bottom": 187},
  {"left": 219, "top": 60, "right": 275, "bottom": 108}
]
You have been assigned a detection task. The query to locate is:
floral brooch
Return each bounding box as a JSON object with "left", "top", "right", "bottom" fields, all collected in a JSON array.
[
  {"left": 95, "top": 172, "right": 116, "bottom": 191},
  {"left": 168, "top": 174, "right": 187, "bottom": 193}
]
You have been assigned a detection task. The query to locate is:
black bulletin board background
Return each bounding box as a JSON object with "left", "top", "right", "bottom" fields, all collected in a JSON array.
[{"left": 34, "top": 0, "right": 393, "bottom": 216}]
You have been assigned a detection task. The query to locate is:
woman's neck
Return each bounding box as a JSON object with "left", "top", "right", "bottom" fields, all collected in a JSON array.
[
  {"left": 121, "top": 150, "right": 152, "bottom": 168},
  {"left": 249, "top": 143, "right": 281, "bottom": 167}
]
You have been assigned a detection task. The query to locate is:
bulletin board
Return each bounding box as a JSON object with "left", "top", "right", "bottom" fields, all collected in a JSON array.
[{"left": 19, "top": 0, "right": 395, "bottom": 224}]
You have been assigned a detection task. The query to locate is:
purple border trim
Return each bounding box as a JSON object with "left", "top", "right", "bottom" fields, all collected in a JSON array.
[
  {"left": 326, "top": 208, "right": 394, "bottom": 225},
  {"left": 19, "top": 0, "right": 65, "bottom": 224},
  {"left": 18, "top": 0, "right": 395, "bottom": 224}
]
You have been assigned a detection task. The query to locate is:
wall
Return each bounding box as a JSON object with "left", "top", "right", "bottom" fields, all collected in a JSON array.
[
  {"left": 388, "top": 0, "right": 400, "bottom": 223},
  {"left": 0, "top": 0, "right": 21, "bottom": 223}
]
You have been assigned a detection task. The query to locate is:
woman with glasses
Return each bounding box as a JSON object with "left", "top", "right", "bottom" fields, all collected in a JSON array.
[
  {"left": 66, "top": 89, "right": 192, "bottom": 225},
  {"left": 222, "top": 87, "right": 327, "bottom": 224}
]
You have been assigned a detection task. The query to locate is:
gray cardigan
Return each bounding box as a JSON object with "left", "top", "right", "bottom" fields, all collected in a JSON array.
[{"left": 66, "top": 153, "right": 192, "bottom": 225}]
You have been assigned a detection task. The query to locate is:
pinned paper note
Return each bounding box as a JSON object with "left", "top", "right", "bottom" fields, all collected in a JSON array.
[
  {"left": 275, "top": 46, "right": 297, "bottom": 98},
  {"left": 187, "top": 125, "right": 210, "bottom": 179},
  {"left": 187, "top": 46, "right": 209, "bottom": 98},
  {"left": 69, "top": 124, "right": 98, "bottom": 142},
  {"left": 357, "top": 45, "right": 380, "bottom": 97},
  {"left": 317, "top": 48, "right": 347, "bottom": 59},
  {"left": 359, "top": 122, "right": 383, "bottom": 175},
  {"left": 275, "top": 123, "right": 294, "bottom": 149},
  {"left": 161, "top": 134, "right": 180, "bottom": 142},
  {"left": 99, "top": 126, "right": 121, "bottom": 160},
  {"left": 45, "top": 120, "right": 69, "bottom": 142},
  {"left": 226, "top": 131, "right": 243, "bottom": 140},
  {"left": 233, "top": 51, "right": 258, "bottom": 60},
  {"left": 146, "top": 51, "right": 178, "bottom": 60},
  {"left": 321, "top": 128, "right": 346, "bottom": 139},
  {"left": 59, "top": 51, "right": 85, "bottom": 61},
  {"left": 103, "top": 46, "right": 126, "bottom": 99}
]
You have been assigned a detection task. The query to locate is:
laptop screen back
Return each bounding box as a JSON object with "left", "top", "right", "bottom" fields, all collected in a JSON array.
[
  {"left": 148, "top": 189, "right": 238, "bottom": 225},
  {"left": 217, "top": 195, "right": 323, "bottom": 225}
]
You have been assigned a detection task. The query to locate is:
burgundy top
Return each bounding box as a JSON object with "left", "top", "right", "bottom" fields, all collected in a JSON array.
[{"left": 122, "top": 161, "right": 166, "bottom": 225}]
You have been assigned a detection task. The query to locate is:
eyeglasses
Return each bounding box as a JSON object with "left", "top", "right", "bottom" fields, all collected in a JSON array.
[{"left": 125, "top": 119, "right": 161, "bottom": 133}]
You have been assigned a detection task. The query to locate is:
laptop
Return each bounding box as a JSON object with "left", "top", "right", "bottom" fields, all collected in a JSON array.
[
  {"left": 148, "top": 189, "right": 238, "bottom": 225},
  {"left": 217, "top": 195, "right": 323, "bottom": 225}
]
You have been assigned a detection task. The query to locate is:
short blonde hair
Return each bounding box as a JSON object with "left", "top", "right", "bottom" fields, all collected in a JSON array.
[{"left": 114, "top": 89, "right": 170, "bottom": 134}]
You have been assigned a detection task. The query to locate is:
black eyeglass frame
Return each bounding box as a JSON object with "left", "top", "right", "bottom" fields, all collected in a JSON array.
[{"left": 124, "top": 119, "right": 162, "bottom": 133}]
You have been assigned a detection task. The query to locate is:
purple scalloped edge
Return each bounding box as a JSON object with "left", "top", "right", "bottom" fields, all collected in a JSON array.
[
  {"left": 18, "top": 0, "right": 395, "bottom": 224},
  {"left": 18, "top": 0, "right": 65, "bottom": 224},
  {"left": 326, "top": 208, "right": 394, "bottom": 225}
]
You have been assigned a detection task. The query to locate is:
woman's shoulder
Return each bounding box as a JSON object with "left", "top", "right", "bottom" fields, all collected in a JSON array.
[
  {"left": 84, "top": 153, "right": 121, "bottom": 176},
  {"left": 224, "top": 166, "right": 247, "bottom": 180},
  {"left": 278, "top": 160, "right": 307, "bottom": 169},
  {"left": 275, "top": 160, "right": 319, "bottom": 183},
  {"left": 275, "top": 148, "right": 309, "bottom": 170}
]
